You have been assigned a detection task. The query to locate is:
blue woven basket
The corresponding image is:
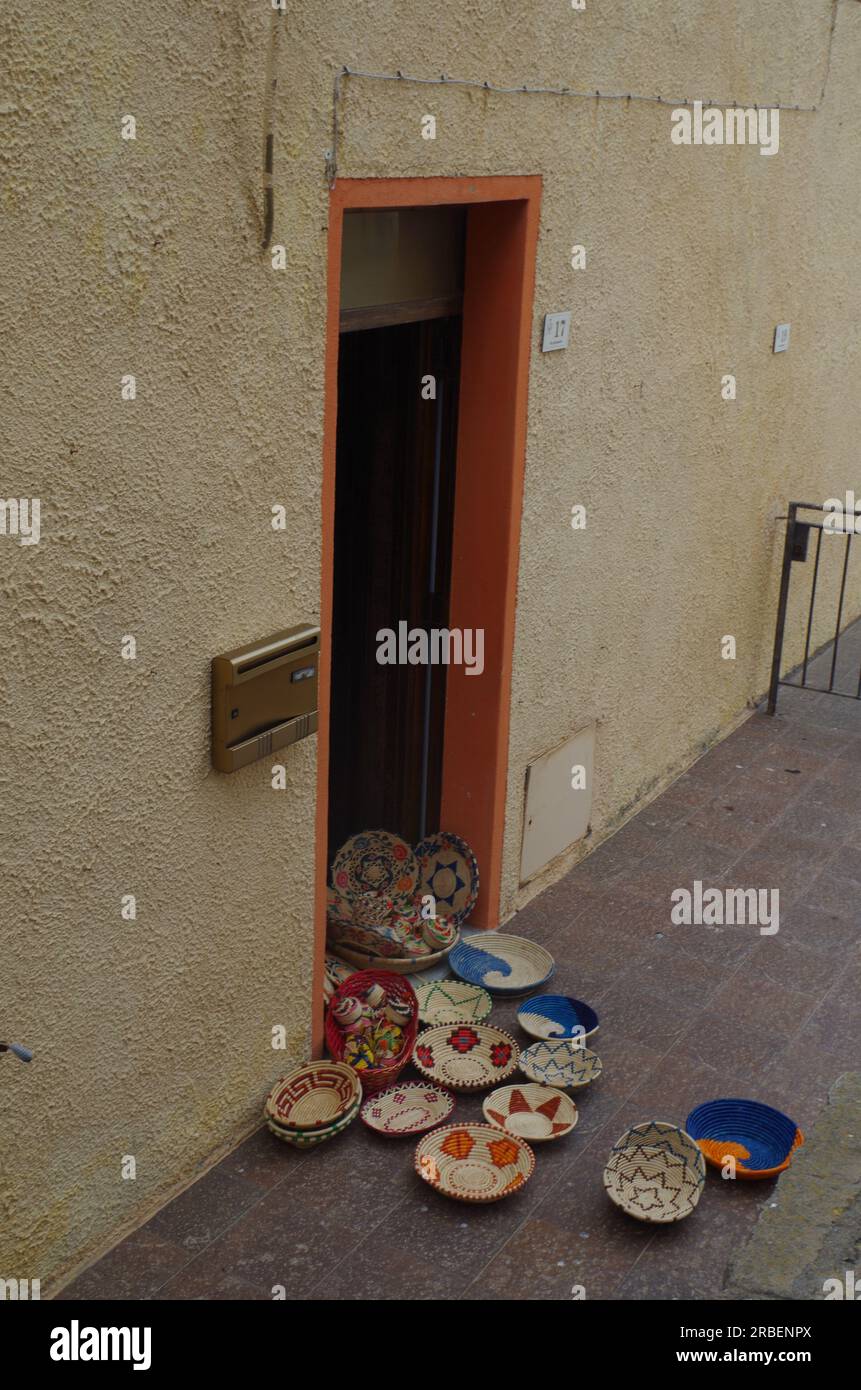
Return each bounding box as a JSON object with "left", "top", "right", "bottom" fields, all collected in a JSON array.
[
  {"left": 517, "top": 995, "right": 599, "bottom": 1041},
  {"left": 685, "top": 1098, "right": 803, "bottom": 1178}
]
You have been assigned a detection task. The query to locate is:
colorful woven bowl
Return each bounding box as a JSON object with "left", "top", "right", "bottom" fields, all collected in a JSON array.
[
  {"left": 603, "top": 1121, "right": 706, "bottom": 1223},
  {"left": 330, "top": 937, "right": 458, "bottom": 975},
  {"left": 483, "top": 1084, "right": 578, "bottom": 1143},
  {"left": 414, "top": 1123, "right": 534, "bottom": 1203},
  {"left": 414, "top": 831, "right": 479, "bottom": 929},
  {"left": 450, "top": 933, "right": 554, "bottom": 996},
  {"left": 415, "top": 979, "right": 493, "bottom": 1026},
  {"left": 517, "top": 995, "right": 599, "bottom": 1042},
  {"left": 360, "top": 1082, "right": 455, "bottom": 1137},
  {"left": 685, "top": 1099, "right": 804, "bottom": 1179},
  {"left": 264, "top": 1061, "right": 362, "bottom": 1132},
  {"left": 332, "top": 830, "right": 419, "bottom": 900},
  {"left": 519, "top": 1039, "right": 603, "bottom": 1090},
  {"left": 267, "top": 1096, "right": 361, "bottom": 1149},
  {"left": 413, "top": 1023, "right": 519, "bottom": 1092},
  {"left": 326, "top": 970, "right": 418, "bottom": 1094}
]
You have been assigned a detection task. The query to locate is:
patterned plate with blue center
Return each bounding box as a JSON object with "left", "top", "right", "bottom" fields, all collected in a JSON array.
[
  {"left": 414, "top": 832, "right": 479, "bottom": 929},
  {"left": 517, "top": 995, "right": 599, "bottom": 1041}
]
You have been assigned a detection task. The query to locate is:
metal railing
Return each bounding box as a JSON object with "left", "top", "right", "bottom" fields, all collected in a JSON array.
[{"left": 767, "top": 501, "right": 861, "bottom": 714}]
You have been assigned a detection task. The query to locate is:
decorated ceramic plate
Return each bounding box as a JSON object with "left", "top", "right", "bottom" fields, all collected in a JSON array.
[
  {"left": 449, "top": 933, "right": 554, "bottom": 996},
  {"left": 483, "top": 1083, "right": 578, "bottom": 1143},
  {"left": 519, "top": 1039, "right": 603, "bottom": 1090},
  {"left": 517, "top": 994, "right": 599, "bottom": 1041},
  {"left": 415, "top": 979, "right": 493, "bottom": 1026},
  {"left": 331, "top": 830, "right": 419, "bottom": 900},
  {"left": 360, "top": 1082, "right": 454, "bottom": 1137},
  {"left": 414, "top": 832, "right": 479, "bottom": 929},
  {"left": 415, "top": 1123, "right": 535, "bottom": 1203},
  {"left": 413, "top": 1023, "right": 519, "bottom": 1092}
]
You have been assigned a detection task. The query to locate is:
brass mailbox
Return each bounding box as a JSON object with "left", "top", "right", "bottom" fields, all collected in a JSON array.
[{"left": 211, "top": 624, "right": 320, "bottom": 773}]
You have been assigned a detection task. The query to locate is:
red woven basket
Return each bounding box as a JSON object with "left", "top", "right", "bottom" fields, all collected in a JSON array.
[{"left": 326, "top": 970, "right": 418, "bottom": 1096}]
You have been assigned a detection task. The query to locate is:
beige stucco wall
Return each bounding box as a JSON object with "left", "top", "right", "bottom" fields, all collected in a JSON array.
[{"left": 1, "top": 0, "right": 859, "bottom": 1291}]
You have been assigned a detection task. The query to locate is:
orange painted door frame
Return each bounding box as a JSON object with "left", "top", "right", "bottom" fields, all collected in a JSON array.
[{"left": 312, "top": 175, "right": 542, "bottom": 1055}]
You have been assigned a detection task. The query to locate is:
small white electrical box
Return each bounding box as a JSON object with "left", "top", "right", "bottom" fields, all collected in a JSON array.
[
  {"left": 542, "top": 312, "right": 571, "bottom": 352},
  {"left": 773, "top": 324, "right": 791, "bottom": 353}
]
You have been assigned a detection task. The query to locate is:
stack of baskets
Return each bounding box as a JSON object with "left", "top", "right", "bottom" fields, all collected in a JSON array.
[{"left": 264, "top": 1061, "right": 362, "bottom": 1149}]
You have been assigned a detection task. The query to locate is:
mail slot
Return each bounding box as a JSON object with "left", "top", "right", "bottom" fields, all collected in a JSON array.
[{"left": 211, "top": 624, "right": 320, "bottom": 772}]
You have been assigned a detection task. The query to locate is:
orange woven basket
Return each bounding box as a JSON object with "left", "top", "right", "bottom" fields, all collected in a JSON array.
[{"left": 325, "top": 970, "right": 418, "bottom": 1096}]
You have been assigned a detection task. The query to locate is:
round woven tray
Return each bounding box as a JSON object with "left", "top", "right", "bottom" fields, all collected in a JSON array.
[
  {"left": 414, "top": 1123, "right": 535, "bottom": 1203},
  {"left": 603, "top": 1121, "right": 706, "bottom": 1223},
  {"left": 360, "top": 1082, "right": 455, "bottom": 1137},
  {"left": 415, "top": 979, "right": 492, "bottom": 1026},
  {"left": 685, "top": 1098, "right": 804, "bottom": 1179},
  {"left": 517, "top": 994, "right": 599, "bottom": 1042},
  {"left": 264, "top": 1061, "right": 362, "bottom": 1132},
  {"left": 519, "top": 1039, "right": 603, "bottom": 1090},
  {"left": 330, "top": 938, "right": 457, "bottom": 975},
  {"left": 413, "top": 1023, "right": 519, "bottom": 1092},
  {"left": 414, "top": 831, "right": 479, "bottom": 929},
  {"left": 267, "top": 1096, "right": 360, "bottom": 1149},
  {"left": 331, "top": 829, "right": 419, "bottom": 899},
  {"left": 449, "top": 933, "right": 554, "bottom": 996},
  {"left": 483, "top": 1083, "right": 578, "bottom": 1143}
]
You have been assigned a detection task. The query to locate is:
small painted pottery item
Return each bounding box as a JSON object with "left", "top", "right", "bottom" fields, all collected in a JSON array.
[
  {"left": 449, "top": 932, "right": 554, "bottom": 996},
  {"left": 384, "top": 997, "right": 413, "bottom": 1027},
  {"left": 685, "top": 1099, "right": 804, "bottom": 1179},
  {"left": 414, "top": 832, "right": 479, "bottom": 929},
  {"left": 370, "top": 1022, "right": 403, "bottom": 1061},
  {"left": 517, "top": 995, "right": 599, "bottom": 1042},
  {"left": 603, "top": 1122, "right": 706, "bottom": 1224},
  {"left": 422, "top": 915, "right": 457, "bottom": 950},
  {"left": 361, "top": 1082, "right": 455, "bottom": 1137},
  {"left": 414, "top": 1123, "right": 534, "bottom": 1203},
  {"left": 332, "top": 830, "right": 419, "bottom": 899},
  {"left": 343, "top": 1035, "right": 375, "bottom": 1071},
  {"left": 412, "top": 1023, "right": 519, "bottom": 1092},
  {"left": 264, "top": 1061, "right": 361, "bottom": 1133},
  {"left": 332, "top": 996, "right": 363, "bottom": 1029},
  {"left": 415, "top": 979, "right": 492, "bottom": 1027},
  {"left": 364, "top": 983, "right": 386, "bottom": 1009},
  {"left": 519, "top": 1039, "right": 603, "bottom": 1090},
  {"left": 483, "top": 1084, "right": 578, "bottom": 1143}
]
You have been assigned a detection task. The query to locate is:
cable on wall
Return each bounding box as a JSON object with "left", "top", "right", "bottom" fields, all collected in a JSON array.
[
  {"left": 261, "top": 2, "right": 284, "bottom": 250},
  {"left": 324, "top": 0, "right": 843, "bottom": 187}
]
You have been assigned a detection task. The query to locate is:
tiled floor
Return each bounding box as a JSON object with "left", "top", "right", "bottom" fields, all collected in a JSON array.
[{"left": 59, "top": 626, "right": 861, "bottom": 1301}]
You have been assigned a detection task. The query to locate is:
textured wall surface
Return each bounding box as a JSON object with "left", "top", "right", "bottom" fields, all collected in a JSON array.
[{"left": 1, "top": 0, "right": 859, "bottom": 1290}]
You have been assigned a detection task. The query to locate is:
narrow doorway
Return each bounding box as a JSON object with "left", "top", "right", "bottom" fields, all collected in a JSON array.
[{"left": 327, "top": 206, "right": 465, "bottom": 861}]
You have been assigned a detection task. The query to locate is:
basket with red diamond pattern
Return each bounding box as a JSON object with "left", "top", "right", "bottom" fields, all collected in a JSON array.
[
  {"left": 325, "top": 970, "right": 418, "bottom": 1096},
  {"left": 411, "top": 1022, "right": 519, "bottom": 1092}
]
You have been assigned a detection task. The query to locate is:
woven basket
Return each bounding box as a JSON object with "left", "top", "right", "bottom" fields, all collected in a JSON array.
[
  {"left": 483, "top": 1083, "right": 578, "bottom": 1143},
  {"left": 415, "top": 979, "right": 492, "bottom": 1026},
  {"left": 450, "top": 933, "right": 554, "bottom": 996},
  {"left": 517, "top": 994, "right": 599, "bottom": 1042},
  {"left": 413, "top": 1023, "right": 519, "bottom": 1092},
  {"left": 603, "top": 1121, "right": 706, "bottom": 1223},
  {"left": 519, "top": 1039, "right": 603, "bottom": 1091},
  {"left": 685, "top": 1099, "right": 804, "bottom": 1179},
  {"left": 360, "top": 1082, "right": 455, "bottom": 1137},
  {"left": 414, "top": 1123, "right": 535, "bottom": 1203},
  {"left": 264, "top": 1061, "right": 361, "bottom": 1132},
  {"left": 326, "top": 970, "right": 418, "bottom": 1095},
  {"left": 267, "top": 1096, "right": 360, "bottom": 1149},
  {"left": 330, "top": 938, "right": 457, "bottom": 975}
]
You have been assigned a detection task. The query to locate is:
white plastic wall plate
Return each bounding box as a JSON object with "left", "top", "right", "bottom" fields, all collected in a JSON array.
[
  {"left": 542, "top": 311, "right": 571, "bottom": 352},
  {"left": 520, "top": 723, "right": 595, "bottom": 883},
  {"left": 773, "top": 323, "right": 790, "bottom": 353}
]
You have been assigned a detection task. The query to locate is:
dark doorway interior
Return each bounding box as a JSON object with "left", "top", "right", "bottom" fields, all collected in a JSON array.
[{"left": 327, "top": 313, "right": 462, "bottom": 860}]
